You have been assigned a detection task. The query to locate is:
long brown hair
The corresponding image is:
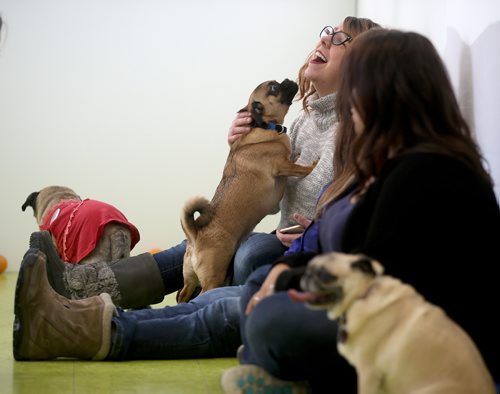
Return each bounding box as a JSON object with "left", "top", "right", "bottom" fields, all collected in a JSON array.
[
  {"left": 297, "top": 16, "right": 381, "bottom": 112},
  {"left": 316, "top": 29, "right": 492, "bottom": 217}
]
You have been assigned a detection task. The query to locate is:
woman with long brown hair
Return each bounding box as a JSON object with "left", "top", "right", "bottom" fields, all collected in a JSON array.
[{"left": 222, "top": 29, "right": 500, "bottom": 393}]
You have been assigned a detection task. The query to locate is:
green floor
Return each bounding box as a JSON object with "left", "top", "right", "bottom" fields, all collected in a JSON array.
[{"left": 0, "top": 272, "right": 238, "bottom": 393}]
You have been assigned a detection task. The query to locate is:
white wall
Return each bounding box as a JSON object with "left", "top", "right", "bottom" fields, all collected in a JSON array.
[
  {"left": 357, "top": 0, "right": 500, "bottom": 200},
  {"left": 0, "top": 0, "right": 355, "bottom": 271}
]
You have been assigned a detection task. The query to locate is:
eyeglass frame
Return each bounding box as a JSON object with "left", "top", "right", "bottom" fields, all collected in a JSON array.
[{"left": 320, "top": 26, "right": 353, "bottom": 46}]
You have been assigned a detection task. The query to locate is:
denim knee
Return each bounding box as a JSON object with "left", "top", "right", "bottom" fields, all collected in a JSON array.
[
  {"left": 240, "top": 265, "right": 271, "bottom": 307},
  {"left": 233, "top": 233, "right": 286, "bottom": 285},
  {"left": 244, "top": 292, "right": 356, "bottom": 391},
  {"left": 152, "top": 240, "right": 186, "bottom": 293}
]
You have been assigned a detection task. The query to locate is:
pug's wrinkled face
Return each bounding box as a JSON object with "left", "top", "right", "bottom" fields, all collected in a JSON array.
[
  {"left": 240, "top": 79, "right": 298, "bottom": 127},
  {"left": 296, "top": 252, "right": 384, "bottom": 319}
]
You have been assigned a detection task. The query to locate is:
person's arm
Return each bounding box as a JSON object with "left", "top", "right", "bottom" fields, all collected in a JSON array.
[
  {"left": 245, "top": 263, "right": 290, "bottom": 315},
  {"left": 245, "top": 250, "right": 318, "bottom": 315}
]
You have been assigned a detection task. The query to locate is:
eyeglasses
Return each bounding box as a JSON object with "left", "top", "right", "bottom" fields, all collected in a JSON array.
[{"left": 320, "top": 26, "right": 353, "bottom": 46}]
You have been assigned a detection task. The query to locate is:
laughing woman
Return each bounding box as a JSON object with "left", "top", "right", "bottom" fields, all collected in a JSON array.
[{"left": 221, "top": 29, "right": 500, "bottom": 393}]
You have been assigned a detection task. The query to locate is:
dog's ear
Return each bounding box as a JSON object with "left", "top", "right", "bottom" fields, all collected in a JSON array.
[
  {"left": 371, "top": 259, "right": 384, "bottom": 275},
  {"left": 22, "top": 191, "right": 39, "bottom": 213},
  {"left": 351, "top": 256, "right": 384, "bottom": 277}
]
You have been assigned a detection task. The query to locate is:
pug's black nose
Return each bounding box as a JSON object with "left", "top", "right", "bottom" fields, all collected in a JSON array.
[{"left": 279, "top": 79, "right": 298, "bottom": 106}]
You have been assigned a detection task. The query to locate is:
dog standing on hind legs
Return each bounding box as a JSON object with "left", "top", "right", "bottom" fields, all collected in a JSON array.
[
  {"left": 178, "top": 79, "right": 317, "bottom": 303},
  {"left": 292, "top": 252, "right": 496, "bottom": 394}
]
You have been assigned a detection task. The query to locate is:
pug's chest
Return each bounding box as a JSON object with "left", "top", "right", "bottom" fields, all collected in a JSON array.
[{"left": 228, "top": 143, "right": 290, "bottom": 175}]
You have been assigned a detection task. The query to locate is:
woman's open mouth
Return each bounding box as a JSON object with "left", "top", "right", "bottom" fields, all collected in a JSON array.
[{"left": 310, "top": 50, "right": 327, "bottom": 64}]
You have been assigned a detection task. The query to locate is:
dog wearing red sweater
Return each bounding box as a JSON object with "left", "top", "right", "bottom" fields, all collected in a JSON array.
[{"left": 22, "top": 186, "right": 140, "bottom": 265}]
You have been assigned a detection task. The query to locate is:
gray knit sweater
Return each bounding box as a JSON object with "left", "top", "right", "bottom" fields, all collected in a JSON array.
[{"left": 277, "top": 93, "right": 338, "bottom": 229}]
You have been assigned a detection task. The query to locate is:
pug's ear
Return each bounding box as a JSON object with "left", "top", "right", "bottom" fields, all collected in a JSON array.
[
  {"left": 370, "top": 259, "right": 384, "bottom": 275},
  {"left": 22, "top": 191, "right": 39, "bottom": 213},
  {"left": 351, "top": 256, "right": 384, "bottom": 277}
]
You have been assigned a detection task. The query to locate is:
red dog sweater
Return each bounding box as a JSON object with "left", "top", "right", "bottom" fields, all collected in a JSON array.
[{"left": 40, "top": 199, "right": 140, "bottom": 263}]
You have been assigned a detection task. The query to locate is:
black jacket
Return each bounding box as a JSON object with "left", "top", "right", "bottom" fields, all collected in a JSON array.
[{"left": 277, "top": 152, "right": 500, "bottom": 381}]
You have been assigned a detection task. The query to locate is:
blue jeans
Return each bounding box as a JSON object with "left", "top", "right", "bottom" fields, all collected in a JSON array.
[
  {"left": 239, "top": 265, "right": 357, "bottom": 393},
  {"left": 108, "top": 285, "right": 243, "bottom": 360},
  {"left": 152, "top": 241, "right": 186, "bottom": 294},
  {"left": 232, "top": 232, "right": 287, "bottom": 285},
  {"left": 152, "top": 233, "right": 287, "bottom": 291}
]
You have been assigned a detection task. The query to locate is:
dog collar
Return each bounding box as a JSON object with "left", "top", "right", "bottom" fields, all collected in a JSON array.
[
  {"left": 251, "top": 118, "right": 287, "bottom": 133},
  {"left": 265, "top": 122, "right": 287, "bottom": 133}
]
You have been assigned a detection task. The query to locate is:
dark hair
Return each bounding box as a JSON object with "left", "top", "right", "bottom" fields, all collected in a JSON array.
[
  {"left": 316, "top": 29, "right": 492, "bottom": 216},
  {"left": 297, "top": 16, "right": 381, "bottom": 111}
]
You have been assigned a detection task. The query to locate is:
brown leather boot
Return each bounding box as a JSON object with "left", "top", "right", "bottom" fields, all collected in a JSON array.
[
  {"left": 30, "top": 231, "right": 165, "bottom": 309},
  {"left": 13, "top": 249, "right": 116, "bottom": 360}
]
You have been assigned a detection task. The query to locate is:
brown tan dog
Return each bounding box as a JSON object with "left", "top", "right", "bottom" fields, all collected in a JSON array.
[
  {"left": 178, "top": 79, "right": 316, "bottom": 302},
  {"left": 294, "top": 252, "right": 496, "bottom": 394},
  {"left": 22, "top": 186, "right": 140, "bottom": 265}
]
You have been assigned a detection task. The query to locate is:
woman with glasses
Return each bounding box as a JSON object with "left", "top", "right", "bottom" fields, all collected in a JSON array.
[
  {"left": 228, "top": 16, "right": 380, "bottom": 286},
  {"left": 13, "top": 16, "right": 380, "bottom": 365},
  {"left": 221, "top": 28, "right": 500, "bottom": 393},
  {"left": 20, "top": 17, "right": 380, "bottom": 317}
]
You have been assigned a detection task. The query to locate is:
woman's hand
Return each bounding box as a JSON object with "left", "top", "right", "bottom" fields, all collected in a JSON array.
[
  {"left": 245, "top": 263, "right": 290, "bottom": 315},
  {"left": 228, "top": 111, "right": 252, "bottom": 145},
  {"left": 276, "top": 213, "right": 312, "bottom": 247}
]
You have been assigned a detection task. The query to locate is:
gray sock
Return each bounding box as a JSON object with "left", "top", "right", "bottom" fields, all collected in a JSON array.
[{"left": 63, "top": 262, "right": 122, "bottom": 304}]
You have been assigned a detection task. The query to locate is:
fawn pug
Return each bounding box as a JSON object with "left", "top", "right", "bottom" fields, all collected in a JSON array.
[
  {"left": 178, "top": 79, "right": 317, "bottom": 302},
  {"left": 292, "top": 252, "right": 496, "bottom": 394}
]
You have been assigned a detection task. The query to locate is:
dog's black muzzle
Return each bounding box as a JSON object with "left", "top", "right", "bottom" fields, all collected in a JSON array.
[{"left": 278, "top": 79, "right": 299, "bottom": 106}]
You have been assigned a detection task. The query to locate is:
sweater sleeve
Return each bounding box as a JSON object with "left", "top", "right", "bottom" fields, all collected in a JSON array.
[
  {"left": 277, "top": 96, "right": 337, "bottom": 229},
  {"left": 275, "top": 267, "right": 307, "bottom": 291},
  {"left": 342, "top": 154, "right": 498, "bottom": 282},
  {"left": 271, "top": 251, "right": 318, "bottom": 291}
]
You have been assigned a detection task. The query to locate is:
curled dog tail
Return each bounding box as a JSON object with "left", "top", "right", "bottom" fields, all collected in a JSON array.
[{"left": 180, "top": 196, "right": 213, "bottom": 240}]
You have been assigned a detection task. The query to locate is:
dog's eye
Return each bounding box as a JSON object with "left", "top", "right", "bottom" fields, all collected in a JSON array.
[
  {"left": 317, "top": 266, "right": 337, "bottom": 283},
  {"left": 268, "top": 82, "right": 280, "bottom": 96},
  {"left": 252, "top": 101, "right": 264, "bottom": 114}
]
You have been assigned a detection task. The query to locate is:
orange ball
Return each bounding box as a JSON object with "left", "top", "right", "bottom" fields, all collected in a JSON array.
[
  {"left": 0, "top": 255, "right": 7, "bottom": 274},
  {"left": 149, "top": 248, "right": 162, "bottom": 255}
]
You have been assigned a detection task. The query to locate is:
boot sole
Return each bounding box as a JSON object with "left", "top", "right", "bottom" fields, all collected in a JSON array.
[
  {"left": 29, "top": 231, "right": 69, "bottom": 298},
  {"left": 13, "top": 249, "right": 39, "bottom": 361},
  {"left": 29, "top": 231, "right": 62, "bottom": 269}
]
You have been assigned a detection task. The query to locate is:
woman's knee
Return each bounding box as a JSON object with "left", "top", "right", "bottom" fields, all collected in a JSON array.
[
  {"left": 245, "top": 294, "right": 300, "bottom": 348},
  {"left": 239, "top": 265, "right": 271, "bottom": 311}
]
